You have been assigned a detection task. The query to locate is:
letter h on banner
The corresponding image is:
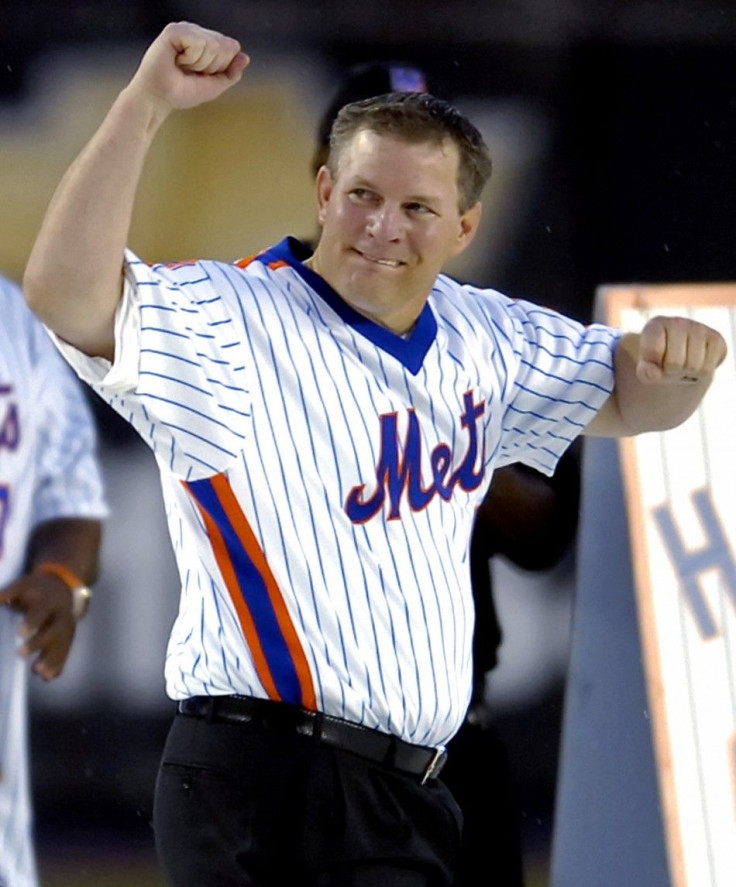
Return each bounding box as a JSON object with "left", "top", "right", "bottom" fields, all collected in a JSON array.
[{"left": 653, "top": 488, "right": 736, "bottom": 639}]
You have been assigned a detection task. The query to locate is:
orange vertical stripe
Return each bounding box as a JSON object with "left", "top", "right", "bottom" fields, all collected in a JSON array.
[
  {"left": 196, "top": 503, "right": 281, "bottom": 700},
  {"left": 211, "top": 474, "right": 317, "bottom": 710}
]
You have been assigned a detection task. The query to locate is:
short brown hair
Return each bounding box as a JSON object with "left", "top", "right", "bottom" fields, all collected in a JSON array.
[{"left": 326, "top": 92, "right": 492, "bottom": 213}]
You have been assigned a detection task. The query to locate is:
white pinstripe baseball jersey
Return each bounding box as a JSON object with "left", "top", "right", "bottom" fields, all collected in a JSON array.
[
  {"left": 0, "top": 276, "right": 106, "bottom": 887},
  {"left": 54, "top": 237, "right": 620, "bottom": 750}
]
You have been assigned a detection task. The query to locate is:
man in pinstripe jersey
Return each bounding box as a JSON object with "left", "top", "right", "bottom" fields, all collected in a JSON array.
[
  {"left": 0, "top": 274, "right": 106, "bottom": 887},
  {"left": 24, "top": 22, "right": 726, "bottom": 887},
  {"left": 312, "top": 62, "right": 580, "bottom": 887}
]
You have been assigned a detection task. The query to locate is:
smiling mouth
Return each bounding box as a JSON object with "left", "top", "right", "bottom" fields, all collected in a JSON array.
[{"left": 354, "top": 249, "right": 405, "bottom": 268}]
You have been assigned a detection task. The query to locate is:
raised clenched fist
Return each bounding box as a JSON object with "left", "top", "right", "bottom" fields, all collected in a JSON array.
[{"left": 127, "top": 21, "right": 250, "bottom": 115}]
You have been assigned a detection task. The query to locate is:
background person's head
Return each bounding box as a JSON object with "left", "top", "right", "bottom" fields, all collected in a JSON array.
[{"left": 312, "top": 61, "right": 433, "bottom": 176}]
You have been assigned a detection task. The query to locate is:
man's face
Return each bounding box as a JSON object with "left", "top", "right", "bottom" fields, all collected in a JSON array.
[{"left": 310, "top": 129, "right": 481, "bottom": 335}]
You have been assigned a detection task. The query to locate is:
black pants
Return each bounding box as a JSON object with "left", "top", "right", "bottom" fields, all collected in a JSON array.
[{"left": 153, "top": 712, "right": 462, "bottom": 886}]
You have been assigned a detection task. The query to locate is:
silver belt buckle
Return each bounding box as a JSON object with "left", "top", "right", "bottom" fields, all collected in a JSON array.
[{"left": 421, "top": 748, "right": 446, "bottom": 785}]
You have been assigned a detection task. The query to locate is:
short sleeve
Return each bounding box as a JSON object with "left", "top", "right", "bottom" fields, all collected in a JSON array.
[{"left": 49, "top": 249, "right": 253, "bottom": 480}]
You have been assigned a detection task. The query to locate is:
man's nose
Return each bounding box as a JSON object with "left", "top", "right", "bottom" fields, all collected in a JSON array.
[{"left": 367, "top": 205, "right": 403, "bottom": 241}]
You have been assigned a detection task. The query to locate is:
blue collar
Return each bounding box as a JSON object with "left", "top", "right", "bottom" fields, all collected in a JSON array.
[{"left": 258, "top": 237, "right": 437, "bottom": 375}]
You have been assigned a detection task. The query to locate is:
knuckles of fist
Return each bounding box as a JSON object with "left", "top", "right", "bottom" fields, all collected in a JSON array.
[{"left": 639, "top": 315, "right": 727, "bottom": 382}]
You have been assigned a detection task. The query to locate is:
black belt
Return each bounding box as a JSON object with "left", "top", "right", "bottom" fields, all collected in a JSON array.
[{"left": 177, "top": 695, "right": 447, "bottom": 784}]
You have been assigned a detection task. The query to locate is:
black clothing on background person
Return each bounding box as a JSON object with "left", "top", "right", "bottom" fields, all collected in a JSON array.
[{"left": 443, "top": 448, "right": 581, "bottom": 886}]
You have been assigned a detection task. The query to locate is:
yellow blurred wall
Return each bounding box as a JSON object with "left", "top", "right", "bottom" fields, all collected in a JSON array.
[{"left": 0, "top": 48, "right": 323, "bottom": 281}]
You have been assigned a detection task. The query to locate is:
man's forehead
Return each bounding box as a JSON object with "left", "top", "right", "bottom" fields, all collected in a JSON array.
[
  {"left": 347, "top": 127, "right": 455, "bottom": 155},
  {"left": 337, "top": 129, "right": 460, "bottom": 174}
]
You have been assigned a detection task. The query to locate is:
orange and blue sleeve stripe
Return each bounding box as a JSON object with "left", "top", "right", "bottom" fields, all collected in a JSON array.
[
  {"left": 236, "top": 252, "right": 289, "bottom": 272},
  {"left": 183, "top": 473, "right": 317, "bottom": 710}
]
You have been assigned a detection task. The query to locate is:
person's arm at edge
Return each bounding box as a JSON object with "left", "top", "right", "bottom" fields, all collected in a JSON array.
[
  {"left": 0, "top": 517, "right": 102, "bottom": 680},
  {"left": 585, "top": 316, "right": 727, "bottom": 437},
  {"left": 23, "top": 22, "right": 249, "bottom": 361}
]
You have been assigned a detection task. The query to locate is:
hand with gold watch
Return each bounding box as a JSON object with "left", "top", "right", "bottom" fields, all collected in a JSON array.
[
  {"left": 35, "top": 562, "right": 93, "bottom": 620},
  {"left": 0, "top": 557, "right": 96, "bottom": 680}
]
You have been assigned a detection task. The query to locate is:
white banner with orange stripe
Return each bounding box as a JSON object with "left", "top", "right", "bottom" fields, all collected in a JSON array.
[{"left": 602, "top": 284, "right": 736, "bottom": 887}]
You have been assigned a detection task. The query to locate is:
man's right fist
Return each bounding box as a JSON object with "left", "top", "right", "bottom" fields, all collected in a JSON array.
[{"left": 129, "top": 21, "right": 250, "bottom": 114}]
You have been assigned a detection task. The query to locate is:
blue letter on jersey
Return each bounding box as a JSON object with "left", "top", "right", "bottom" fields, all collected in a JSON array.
[
  {"left": 0, "top": 398, "right": 19, "bottom": 451},
  {"left": 345, "top": 390, "right": 485, "bottom": 522}
]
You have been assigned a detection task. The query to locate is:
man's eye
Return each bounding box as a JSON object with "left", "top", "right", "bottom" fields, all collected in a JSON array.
[
  {"left": 406, "top": 203, "right": 433, "bottom": 215},
  {"left": 350, "top": 189, "right": 374, "bottom": 201}
]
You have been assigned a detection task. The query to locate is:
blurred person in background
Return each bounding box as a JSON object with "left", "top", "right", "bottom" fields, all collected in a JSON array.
[
  {"left": 0, "top": 274, "right": 106, "bottom": 887},
  {"left": 311, "top": 61, "right": 581, "bottom": 886}
]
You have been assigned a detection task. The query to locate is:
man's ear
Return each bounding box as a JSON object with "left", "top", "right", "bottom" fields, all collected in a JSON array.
[
  {"left": 451, "top": 201, "right": 483, "bottom": 257},
  {"left": 316, "top": 166, "right": 334, "bottom": 225}
]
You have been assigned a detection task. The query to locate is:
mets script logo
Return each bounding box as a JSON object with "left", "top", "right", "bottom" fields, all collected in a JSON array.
[{"left": 345, "top": 390, "right": 486, "bottom": 522}]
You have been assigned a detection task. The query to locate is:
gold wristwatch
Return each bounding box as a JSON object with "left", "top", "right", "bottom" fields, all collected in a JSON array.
[{"left": 35, "top": 562, "right": 93, "bottom": 620}]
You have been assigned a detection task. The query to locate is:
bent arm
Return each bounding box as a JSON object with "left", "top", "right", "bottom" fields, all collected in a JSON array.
[
  {"left": 0, "top": 518, "right": 102, "bottom": 680},
  {"left": 23, "top": 22, "right": 249, "bottom": 360},
  {"left": 586, "top": 316, "right": 727, "bottom": 437},
  {"left": 26, "top": 517, "right": 102, "bottom": 588}
]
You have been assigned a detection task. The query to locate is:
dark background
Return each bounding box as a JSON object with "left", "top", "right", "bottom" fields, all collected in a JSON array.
[{"left": 3, "top": 1, "right": 735, "bottom": 882}]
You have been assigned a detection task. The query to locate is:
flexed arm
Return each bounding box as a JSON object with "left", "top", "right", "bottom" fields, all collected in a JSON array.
[
  {"left": 23, "top": 22, "right": 249, "bottom": 359},
  {"left": 586, "top": 314, "right": 727, "bottom": 437},
  {"left": 0, "top": 518, "right": 102, "bottom": 680}
]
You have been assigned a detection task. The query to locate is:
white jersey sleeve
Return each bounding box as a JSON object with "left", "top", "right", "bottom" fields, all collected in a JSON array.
[
  {"left": 431, "top": 276, "right": 622, "bottom": 476},
  {"left": 30, "top": 317, "right": 108, "bottom": 526},
  {"left": 53, "top": 250, "right": 255, "bottom": 480}
]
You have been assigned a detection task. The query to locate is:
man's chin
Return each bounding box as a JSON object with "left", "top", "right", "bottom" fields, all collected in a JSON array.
[{"left": 343, "top": 290, "right": 394, "bottom": 322}]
